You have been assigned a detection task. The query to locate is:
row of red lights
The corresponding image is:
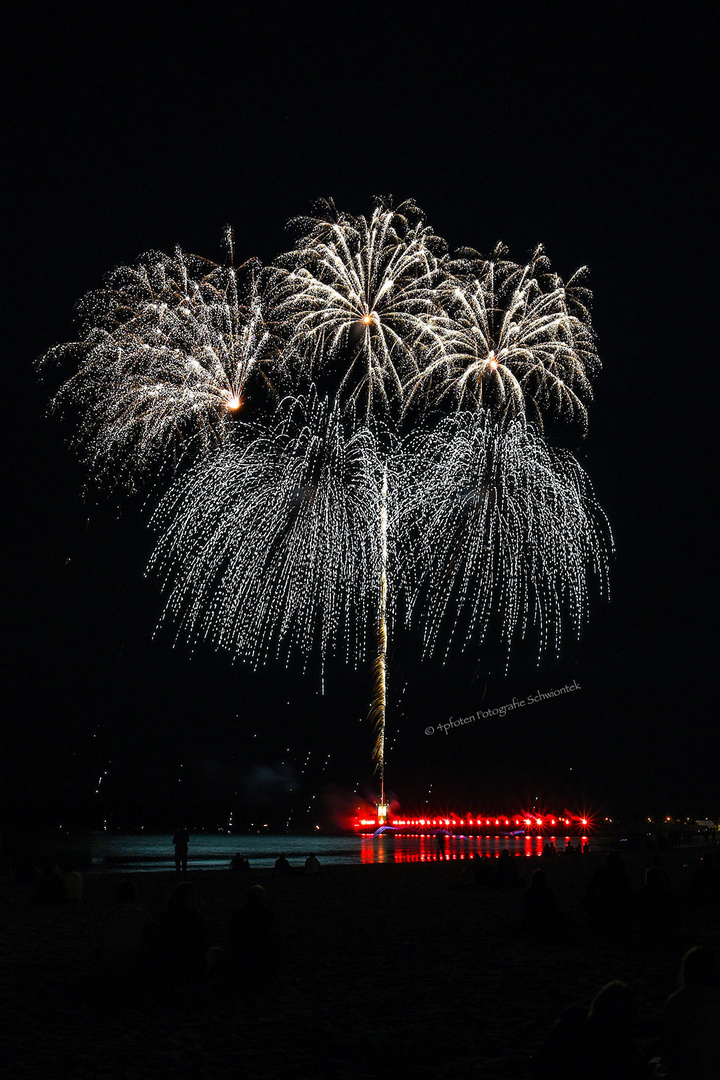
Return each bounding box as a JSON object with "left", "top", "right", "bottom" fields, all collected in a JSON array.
[{"left": 356, "top": 815, "right": 589, "bottom": 828}]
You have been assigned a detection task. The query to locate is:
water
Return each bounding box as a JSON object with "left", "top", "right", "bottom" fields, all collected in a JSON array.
[{"left": 53, "top": 830, "right": 603, "bottom": 872}]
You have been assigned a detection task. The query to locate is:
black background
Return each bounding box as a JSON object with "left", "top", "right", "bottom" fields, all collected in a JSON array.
[{"left": 4, "top": 4, "right": 717, "bottom": 829}]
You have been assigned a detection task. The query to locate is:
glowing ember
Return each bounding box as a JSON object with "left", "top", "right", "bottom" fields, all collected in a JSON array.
[
  {"left": 361, "top": 314, "right": 373, "bottom": 325},
  {"left": 226, "top": 394, "right": 242, "bottom": 411}
]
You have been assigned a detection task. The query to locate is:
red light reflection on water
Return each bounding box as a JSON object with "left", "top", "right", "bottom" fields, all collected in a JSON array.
[{"left": 359, "top": 833, "right": 590, "bottom": 864}]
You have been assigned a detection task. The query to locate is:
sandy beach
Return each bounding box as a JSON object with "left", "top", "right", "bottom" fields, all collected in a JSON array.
[{"left": 2, "top": 847, "right": 718, "bottom": 1079}]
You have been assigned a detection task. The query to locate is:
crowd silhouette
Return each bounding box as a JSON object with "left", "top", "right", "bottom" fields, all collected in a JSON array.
[{"left": 5, "top": 837, "right": 719, "bottom": 1076}]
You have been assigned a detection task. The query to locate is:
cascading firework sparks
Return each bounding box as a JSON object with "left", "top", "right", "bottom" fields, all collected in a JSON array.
[
  {"left": 39, "top": 199, "right": 612, "bottom": 791},
  {"left": 149, "top": 391, "right": 390, "bottom": 670},
  {"left": 400, "top": 412, "right": 610, "bottom": 665}
]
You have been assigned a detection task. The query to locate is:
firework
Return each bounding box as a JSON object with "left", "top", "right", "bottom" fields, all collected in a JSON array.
[
  {"left": 39, "top": 238, "right": 279, "bottom": 487},
  {"left": 408, "top": 244, "right": 598, "bottom": 430},
  {"left": 40, "top": 203, "right": 611, "bottom": 792},
  {"left": 368, "top": 465, "right": 389, "bottom": 798},
  {"left": 400, "top": 411, "right": 611, "bottom": 665},
  {"left": 273, "top": 198, "right": 447, "bottom": 422},
  {"left": 149, "top": 391, "right": 396, "bottom": 670}
]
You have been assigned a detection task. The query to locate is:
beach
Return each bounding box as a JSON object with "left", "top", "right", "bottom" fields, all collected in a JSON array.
[{"left": 2, "top": 848, "right": 718, "bottom": 1079}]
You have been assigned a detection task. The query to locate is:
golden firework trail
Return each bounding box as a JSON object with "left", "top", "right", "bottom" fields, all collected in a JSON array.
[{"left": 368, "top": 464, "right": 388, "bottom": 806}]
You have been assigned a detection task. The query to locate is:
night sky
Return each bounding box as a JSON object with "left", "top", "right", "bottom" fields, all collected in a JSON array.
[{"left": 5, "top": 5, "right": 717, "bottom": 830}]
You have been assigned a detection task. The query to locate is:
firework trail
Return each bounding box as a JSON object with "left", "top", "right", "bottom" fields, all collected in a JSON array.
[
  {"left": 274, "top": 198, "right": 447, "bottom": 421},
  {"left": 408, "top": 243, "right": 598, "bottom": 430},
  {"left": 399, "top": 412, "right": 611, "bottom": 666},
  {"left": 367, "top": 465, "right": 389, "bottom": 797},
  {"left": 39, "top": 237, "right": 279, "bottom": 487}
]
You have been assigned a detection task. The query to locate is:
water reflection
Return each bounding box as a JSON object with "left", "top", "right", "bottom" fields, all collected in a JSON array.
[
  {"left": 51, "top": 830, "right": 592, "bottom": 871},
  {"left": 360, "top": 834, "right": 589, "bottom": 863}
]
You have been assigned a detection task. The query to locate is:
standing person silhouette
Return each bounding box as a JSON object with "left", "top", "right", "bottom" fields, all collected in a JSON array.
[{"left": 173, "top": 826, "right": 189, "bottom": 875}]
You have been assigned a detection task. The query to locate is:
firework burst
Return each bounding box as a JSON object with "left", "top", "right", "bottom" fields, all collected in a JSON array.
[
  {"left": 39, "top": 237, "right": 279, "bottom": 487},
  {"left": 39, "top": 201, "right": 611, "bottom": 790},
  {"left": 408, "top": 243, "right": 598, "bottom": 429},
  {"left": 274, "top": 198, "right": 447, "bottom": 422}
]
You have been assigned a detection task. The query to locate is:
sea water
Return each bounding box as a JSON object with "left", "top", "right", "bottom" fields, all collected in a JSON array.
[{"left": 52, "top": 830, "right": 604, "bottom": 872}]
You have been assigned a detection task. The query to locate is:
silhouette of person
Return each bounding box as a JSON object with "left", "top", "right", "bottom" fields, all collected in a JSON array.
[
  {"left": 521, "top": 868, "right": 559, "bottom": 936},
  {"left": 496, "top": 848, "right": 521, "bottom": 888},
  {"left": 640, "top": 864, "right": 679, "bottom": 936},
  {"left": 97, "top": 879, "right": 154, "bottom": 982},
  {"left": 530, "top": 1004, "right": 588, "bottom": 1079},
  {"left": 229, "top": 883, "right": 274, "bottom": 940},
  {"left": 173, "top": 827, "right": 189, "bottom": 875},
  {"left": 691, "top": 851, "right": 720, "bottom": 904},
  {"left": 455, "top": 853, "right": 480, "bottom": 888},
  {"left": 63, "top": 868, "right": 84, "bottom": 900},
  {"left": 304, "top": 853, "right": 321, "bottom": 875},
  {"left": 661, "top": 946, "right": 720, "bottom": 1079},
  {"left": 476, "top": 854, "right": 495, "bottom": 886},
  {"left": 33, "top": 862, "right": 66, "bottom": 903},
  {"left": 585, "top": 980, "right": 644, "bottom": 1078},
  {"left": 227, "top": 884, "right": 275, "bottom": 975},
  {"left": 584, "top": 851, "right": 630, "bottom": 932},
  {"left": 273, "top": 853, "right": 294, "bottom": 876},
  {"left": 531, "top": 980, "right": 645, "bottom": 1078},
  {"left": 0, "top": 831, "right": 12, "bottom": 881},
  {"left": 230, "top": 852, "right": 250, "bottom": 872},
  {"left": 159, "top": 881, "right": 210, "bottom": 980}
]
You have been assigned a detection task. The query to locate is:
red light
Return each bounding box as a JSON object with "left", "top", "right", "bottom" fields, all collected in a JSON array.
[{"left": 355, "top": 808, "right": 597, "bottom": 838}]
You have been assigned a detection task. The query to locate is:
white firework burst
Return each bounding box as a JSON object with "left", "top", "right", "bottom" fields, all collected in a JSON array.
[
  {"left": 39, "top": 238, "right": 279, "bottom": 487},
  {"left": 273, "top": 198, "right": 447, "bottom": 421},
  {"left": 409, "top": 243, "right": 598, "bottom": 430}
]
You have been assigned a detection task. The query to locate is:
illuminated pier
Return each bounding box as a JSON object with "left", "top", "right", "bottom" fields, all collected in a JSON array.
[{"left": 353, "top": 810, "right": 591, "bottom": 835}]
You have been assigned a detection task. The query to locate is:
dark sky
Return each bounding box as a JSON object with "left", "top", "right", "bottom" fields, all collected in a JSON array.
[{"left": 5, "top": 5, "right": 717, "bottom": 829}]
